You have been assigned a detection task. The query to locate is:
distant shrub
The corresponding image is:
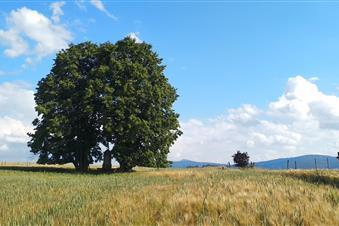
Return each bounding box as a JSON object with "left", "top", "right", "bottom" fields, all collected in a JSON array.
[{"left": 232, "top": 151, "right": 250, "bottom": 168}]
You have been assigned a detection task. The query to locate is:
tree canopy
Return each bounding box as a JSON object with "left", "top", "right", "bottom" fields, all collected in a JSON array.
[
  {"left": 232, "top": 151, "right": 250, "bottom": 168},
  {"left": 28, "top": 37, "right": 182, "bottom": 172}
]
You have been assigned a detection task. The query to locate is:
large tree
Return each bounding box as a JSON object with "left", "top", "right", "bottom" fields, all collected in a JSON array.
[
  {"left": 28, "top": 38, "right": 181, "bottom": 172},
  {"left": 106, "top": 38, "right": 182, "bottom": 171},
  {"left": 28, "top": 42, "right": 103, "bottom": 171}
]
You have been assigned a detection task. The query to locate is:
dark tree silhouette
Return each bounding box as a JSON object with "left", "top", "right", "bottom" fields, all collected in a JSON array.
[{"left": 232, "top": 151, "right": 250, "bottom": 168}]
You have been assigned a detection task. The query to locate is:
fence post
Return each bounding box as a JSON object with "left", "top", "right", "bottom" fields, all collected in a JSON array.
[
  {"left": 314, "top": 158, "right": 317, "bottom": 170},
  {"left": 327, "top": 158, "right": 329, "bottom": 169},
  {"left": 287, "top": 160, "right": 289, "bottom": 169}
]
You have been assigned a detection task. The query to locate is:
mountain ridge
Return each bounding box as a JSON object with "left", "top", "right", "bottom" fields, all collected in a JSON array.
[{"left": 171, "top": 154, "right": 339, "bottom": 169}]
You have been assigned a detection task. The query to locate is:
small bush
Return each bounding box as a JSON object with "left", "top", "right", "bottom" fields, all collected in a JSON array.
[{"left": 232, "top": 151, "right": 250, "bottom": 168}]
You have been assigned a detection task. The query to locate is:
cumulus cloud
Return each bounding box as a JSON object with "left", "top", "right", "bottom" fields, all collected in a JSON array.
[
  {"left": 2, "top": 75, "right": 339, "bottom": 163},
  {"left": 0, "top": 82, "right": 35, "bottom": 161},
  {"left": 0, "top": 7, "right": 72, "bottom": 61},
  {"left": 127, "top": 32, "right": 142, "bottom": 43},
  {"left": 170, "top": 76, "right": 339, "bottom": 163},
  {"left": 90, "top": 0, "right": 117, "bottom": 20},
  {"left": 0, "top": 82, "right": 35, "bottom": 121},
  {"left": 227, "top": 104, "right": 260, "bottom": 126},
  {"left": 0, "top": 29, "right": 29, "bottom": 58},
  {"left": 50, "top": 1, "right": 66, "bottom": 23},
  {"left": 0, "top": 117, "right": 32, "bottom": 143},
  {"left": 270, "top": 76, "right": 339, "bottom": 129}
]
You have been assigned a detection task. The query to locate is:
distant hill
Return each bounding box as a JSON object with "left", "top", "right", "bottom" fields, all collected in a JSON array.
[
  {"left": 255, "top": 154, "right": 339, "bottom": 169},
  {"left": 170, "top": 159, "right": 224, "bottom": 168},
  {"left": 171, "top": 155, "right": 339, "bottom": 169}
]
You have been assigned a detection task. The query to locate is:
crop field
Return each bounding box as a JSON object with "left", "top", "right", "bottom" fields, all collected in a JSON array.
[{"left": 0, "top": 165, "right": 338, "bottom": 225}]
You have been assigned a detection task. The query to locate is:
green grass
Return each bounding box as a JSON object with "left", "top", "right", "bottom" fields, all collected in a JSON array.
[{"left": 0, "top": 166, "right": 338, "bottom": 225}]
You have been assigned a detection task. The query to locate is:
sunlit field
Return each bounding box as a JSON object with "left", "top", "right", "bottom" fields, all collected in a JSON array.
[{"left": 0, "top": 165, "right": 338, "bottom": 225}]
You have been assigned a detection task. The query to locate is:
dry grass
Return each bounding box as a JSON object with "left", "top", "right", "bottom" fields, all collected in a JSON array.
[{"left": 0, "top": 166, "right": 338, "bottom": 225}]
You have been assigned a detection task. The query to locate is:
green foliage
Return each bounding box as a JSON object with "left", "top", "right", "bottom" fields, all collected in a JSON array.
[
  {"left": 28, "top": 42, "right": 102, "bottom": 172},
  {"left": 28, "top": 38, "right": 181, "bottom": 172}
]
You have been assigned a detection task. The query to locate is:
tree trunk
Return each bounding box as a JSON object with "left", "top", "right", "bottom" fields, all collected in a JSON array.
[
  {"left": 102, "top": 150, "right": 112, "bottom": 171},
  {"left": 118, "top": 161, "right": 134, "bottom": 172},
  {"left": 72, "top": 161, "right": 79, "bottom": 170},
  {"left": 78, "top": 160, "right": 89, "bottom": 172},
  {"left": 76, "top": 148, "right": 89, "bottom": 172}
]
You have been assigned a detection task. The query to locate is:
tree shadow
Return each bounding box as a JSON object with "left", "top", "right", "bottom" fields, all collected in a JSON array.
[
  {"left": 284, "top": 171, "right": 339, "bottom": 189},
  {"left": 0, "top": 165, "right": 126, "bottom": 175}
]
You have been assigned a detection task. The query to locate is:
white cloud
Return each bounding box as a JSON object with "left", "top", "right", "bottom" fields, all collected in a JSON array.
[
  {"left": 170, "top": 75, "right": 339, "bottom": 163},
  {"left": 227, "top": 104, "right": 260, "bottom": 126},
  {"left": 0, "top": 82, "right": 35, "bottom": 121},
  {"left": 309, "top": 76, "right": 319, "bottom": 82},
  {"left": 90, "top": 0, "right": 117, "bottom": 20},
  {"left": 22, "top": 57, "right": 34, "bottom": 69},
  {"left": 0, "top": 7, "right": 72, "bottom": 61},
  {"left": 270, "top": 76, "right": 339, "bottom": 129},
  {"left": 127, "top": 32, "right": 142, "bottom": 43},
  {"left": 0, "top": 144, "right": 9, "bottom": 152},
  {"left": 50, "top": 1, "right": 66, "bottom": 23},
  {"left": 0, "top": 29, "right": 29, "bottom": 58},
  {"left": 0, "top": 70, "right": 18, "bottom": 77},
  {"left": 75, "top": 0, "right": 86, "bottom": 11},
  {"left": 0, "top": 82, "right": 35, "bottom": 161},
  {"left": 90, "top": 0, "right": 105, "bottom": 11},
  {"left": 0, "top": 117, "right": 31, "bottom": 143},
  {"left": 2, "top": 75, "right": 339, "bottom": 164}
]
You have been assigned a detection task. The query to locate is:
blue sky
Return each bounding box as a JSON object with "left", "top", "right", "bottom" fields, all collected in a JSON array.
[{"left": 2, "top": 1, "right": 339, "bottom": 162}]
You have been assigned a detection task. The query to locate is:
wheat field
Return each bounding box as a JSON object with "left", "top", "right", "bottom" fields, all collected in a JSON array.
[{"left": 0, "top": 165, "right": 338, "bottom": 225}]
